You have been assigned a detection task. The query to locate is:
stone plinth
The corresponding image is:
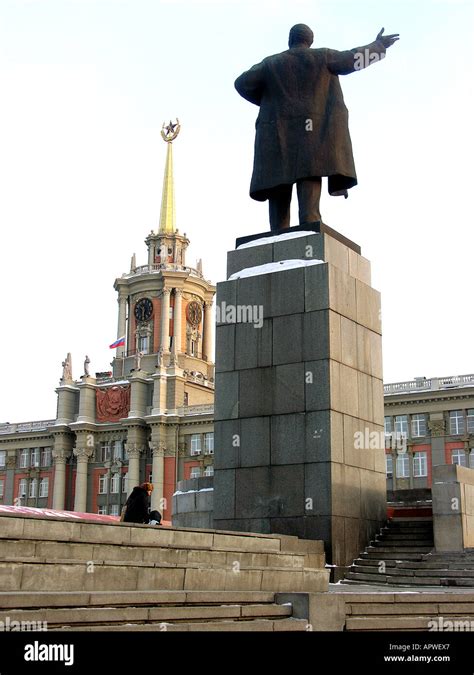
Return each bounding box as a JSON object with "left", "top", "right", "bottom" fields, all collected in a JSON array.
[
  {"left": 432, "top": 464, "right": 474, "bottom": 551},
  {"left": 213, "top": 229, "right": 386, "bottom": 573}
]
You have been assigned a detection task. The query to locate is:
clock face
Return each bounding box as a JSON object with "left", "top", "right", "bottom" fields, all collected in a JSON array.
[
  {"left": 135, "top": 298, "right": 153, "bottom": 322},
  {"left": 186, "top": 301, "right": 202, "bottom": 327}
]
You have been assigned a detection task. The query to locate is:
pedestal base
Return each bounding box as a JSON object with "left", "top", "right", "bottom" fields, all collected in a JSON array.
[{"left": 213, "top": 227, "right": 386, "bottom": 569}]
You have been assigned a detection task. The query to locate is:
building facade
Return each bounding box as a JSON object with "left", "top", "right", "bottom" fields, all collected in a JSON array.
[
  {"left": 384, "top": 374, "right": 474, "bottom": 492},
  {"left": 0, "top": 123, "right": 216, "bottom": 521}
]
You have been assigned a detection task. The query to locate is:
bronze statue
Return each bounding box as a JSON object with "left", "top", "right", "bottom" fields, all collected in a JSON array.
[{"left": 235, "top": 25, "right": 399, "bottom": 231}]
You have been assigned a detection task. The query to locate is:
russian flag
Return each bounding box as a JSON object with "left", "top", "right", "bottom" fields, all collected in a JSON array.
[{"left": 109, "top": 336, "right": 125, "bottom": 349}]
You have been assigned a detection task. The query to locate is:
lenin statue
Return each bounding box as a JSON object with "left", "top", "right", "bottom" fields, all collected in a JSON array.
[{"left": 235, "top": 25, "right": 399, "bottom": 231}]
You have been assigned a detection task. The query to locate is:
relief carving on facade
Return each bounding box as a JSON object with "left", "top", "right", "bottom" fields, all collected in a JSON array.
[
  {"left": 428, "top": 419, "right": 446, "bottom": 437},
  {"left": 96, "top": 385, "right": 130, "bottom": 422}
]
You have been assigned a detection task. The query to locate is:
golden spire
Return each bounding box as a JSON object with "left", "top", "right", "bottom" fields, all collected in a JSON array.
[{"left": 158, "top": 118, "right": 180, "bottom": 234}]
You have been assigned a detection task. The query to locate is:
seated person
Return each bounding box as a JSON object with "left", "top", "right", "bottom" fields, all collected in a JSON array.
[{"left": 122, "top": 482, "right": 161, "bottom": 525}]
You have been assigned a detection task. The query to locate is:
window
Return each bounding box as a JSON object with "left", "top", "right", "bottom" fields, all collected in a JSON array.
[
  {"left": 148, "top": 473, "right": 153, "bottom": 484},
  {"left": 19, "top": 449, "right": 29, "bottom": 468},
  {"left": 39, "top": 478, "right": 49, "bottom": 497},
  {"left": 29, "top": 479, "right": 37, "bottom": 498},
  {"left": 30, "top": 448, "right": 40, "bottom": 467},
  {"left": 413, "top": 452, "right": 428, "bottom": 478},
  {"left": 98, "top": 474, "right": 108, "bottom": 494},
  {"left": 203, "top": 465, "right": 214, "bottom": 477},
  {"left": 0, "top": 450, "right": 6, "bottom": 468},
  {"left": 98, "top": 506, "right": 107, "bottom": 515},
  {"left": 0, "top": 479, "right": 4, "bottom": 498},
  {"left": 450, "top": 411, "right": 465, "bottom": 435},
  {"left": 386, "top": 455, "right": 393, "bottom": 477},
  {"left": 190, "top": 434, "right": 201, "bottom": 456},
  {"left": 396, "top": 454, "right": 410, "bottom": 478},
  {"left": 122, "top": 473, "right": 128, "bottom": 493},
  {"left": 110, "top": 473, "right": 120, "bottom": 494},
  {"left": 204, "top": 433, "right": 214, "bottom": 455},
  {"left": 138, "top": 336, "right": 149, "bottom": 354},
  {"left": 451, "top": 448, "right": 467, "bottom": 467},
  {"left": 41, "top": 447, "right": 52, "bottom": 467},
  {"left": 191, "top": 341, "right": 196, "bottom": 356},
  {"left": 470, "top": 450, "right": 474, "bottom": 469},
  {"left": 190, "top": 466, "right": 201, "bottom": 479},
  {"left": 411, "top": 414, "right": 427, "bottom": 438},
  {"left": 113, "top": 441, "right": 123, "bottom": 461},
  {"left": 101, "top": 444, "right": 111, "bottom": 462},
  {"left": 110, "top": 504, "right": 120, "bottom": 516},
  {"left": 467, "top": 410, "right": 474, "bottom": 433},
  {"left": 395, "top": 416, "right": 409, "bottom": 436},
  {"left": 384, "top": 417, "right": 393, "bottom": 435}
]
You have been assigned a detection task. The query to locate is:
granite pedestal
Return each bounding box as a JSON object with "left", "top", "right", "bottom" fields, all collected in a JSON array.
[{"left": 213, "top": 228, "right": 386, "bottom": 575}]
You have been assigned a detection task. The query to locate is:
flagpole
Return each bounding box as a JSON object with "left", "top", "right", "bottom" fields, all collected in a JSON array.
[{"left": 122, "top": 314, "right": 128, "bottom": 379}]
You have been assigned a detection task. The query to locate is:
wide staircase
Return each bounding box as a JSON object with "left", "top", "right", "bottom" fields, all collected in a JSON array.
[
  {"left": 0, "top": 511, "right": 328, "bottom": 631},
  {"left": 344, "top": 517, "right": 474, "bottom": 587}
]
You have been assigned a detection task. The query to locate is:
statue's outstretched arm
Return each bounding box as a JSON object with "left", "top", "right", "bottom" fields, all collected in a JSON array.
[{"left": 327, "top": 27, "right": 399, "bottom": 76}]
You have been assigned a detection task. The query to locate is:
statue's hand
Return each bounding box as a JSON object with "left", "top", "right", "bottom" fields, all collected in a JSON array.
[{"left": 376, "top": 27, "right": 400, "bottom": 48}]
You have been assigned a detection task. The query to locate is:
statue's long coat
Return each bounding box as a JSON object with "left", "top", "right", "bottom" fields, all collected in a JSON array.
[{"left": 235, "top": 41, "right": 386, "bottom": 201}]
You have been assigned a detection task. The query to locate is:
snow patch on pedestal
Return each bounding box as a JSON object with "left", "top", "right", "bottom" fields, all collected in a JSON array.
[
  {"left": 237, "top": 230, "right": 316, "bottom": 249},
  {"left": 228, "top": 258, "right": 324, "bottom": 281}
]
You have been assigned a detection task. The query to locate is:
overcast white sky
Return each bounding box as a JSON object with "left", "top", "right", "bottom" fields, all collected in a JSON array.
[{"left": 0, "top": 0, "right": 473, "bottom": 422}]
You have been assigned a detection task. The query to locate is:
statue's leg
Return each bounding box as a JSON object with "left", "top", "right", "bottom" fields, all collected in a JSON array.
[
  {"left": 297, "top": 178, "right": 322, "bottom": 224},
  {"left": 268, "top": 185, "right": 292, "bottom": 232}
]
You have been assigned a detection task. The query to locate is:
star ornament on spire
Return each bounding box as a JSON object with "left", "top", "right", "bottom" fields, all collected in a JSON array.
[{"left": 161, "top": 118, "right": 180, "bottom": 143}]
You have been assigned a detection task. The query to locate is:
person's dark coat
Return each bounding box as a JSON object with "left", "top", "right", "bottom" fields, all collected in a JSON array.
[
  {"left": 235, "top": 41, "right": 386, "bottom": 201},
  {"left": 123, "top": 486, "right": 150, "bottom": 524}
]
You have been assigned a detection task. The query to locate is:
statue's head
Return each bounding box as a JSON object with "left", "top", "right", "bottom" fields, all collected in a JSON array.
[{"left": 289, "top": 24, "right": 314, "bottom": 48}]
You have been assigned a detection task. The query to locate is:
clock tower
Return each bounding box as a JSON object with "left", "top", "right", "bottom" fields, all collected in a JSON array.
[{"left": 112, "top": 119, "right": 216, "bottom": 405}]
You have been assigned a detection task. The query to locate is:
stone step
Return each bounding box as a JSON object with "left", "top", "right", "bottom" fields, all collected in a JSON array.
[
  {"left": 344, "top": 572, "right": 443, "bottom": 586},
  {"left": 0, "top": 560, "right": 328, "bottom": 593},
  {"left": 380, "top": 526, "right": 433, "bottom": 533},
  {"left": 425, "top": 555, "right": 474, "bottom": 564},
  {"left": 0, "top": 590, "right": 276, "bottom": 609},
  {"left": 414, "top": 568, "right": 474, "bottom": 579},
  {"left": 348, "top": 602, "right": 440, "bottom": 615},
  {"left": 377, "top": 533, "right": 434, "bottom": 541},
  {"left": 393, "top": 561, "right": 456, "bottom": 570},
  {"left": 0, "top": 602, "right": 293, "bottom": 626},
  {"left": 54, "top": 617, "right": 309, "bottom": 632},
  {"left": 371, "top": 540, "right": 434, "bottom": 548},
  {"left": 338, "top": 591, "right": 474, "bottom": 603},
  {"left": 346, "top": 615, "right": 465, "bottom": 631},
  {"left": 360, "top": 551, "right": 425, "bottom": 561},
  {"left": 354, "top": 558, "right": 397, "bottom": 568},
  {"left": 0, "top": 515, "right": 306, "bottom": 555},
  {"left": 0, "top": 539, "right": 314, "bottom": 571},
  {"left": 366, "top": 545, "right": 433, "bottom": 553},
  {"left": 350, "top": 565, "right": 415, "bottom": 578}
]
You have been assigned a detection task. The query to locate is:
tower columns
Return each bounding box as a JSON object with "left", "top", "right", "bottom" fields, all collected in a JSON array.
[
  {"left": 160, "top": 288, "right": 171, "bottom": 351},
  {"left": 73, "top": 434, "right": 94, "bottom": 513},
  {"left": 125, "top": 444, "right": 144, "bottom": 495},
  {"left": 150, "top": 442, "right": 165, "bottom": 512},
  {"left": 117, "top": 294, "right": 127, "bottom": 358},
  {"left": 51, "top": 432, "right": 74, "bottom": 510},
  {"left": 173, "top": 289, "right": 183, "bottom": 356},
  {"left": 203, "top": 301, "right": 214, "bottom": 362}
]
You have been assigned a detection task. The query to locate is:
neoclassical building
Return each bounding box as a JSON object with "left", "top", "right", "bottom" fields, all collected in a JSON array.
[{"left": 0, "top": 122, "right": 216, "bottom": 521}]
